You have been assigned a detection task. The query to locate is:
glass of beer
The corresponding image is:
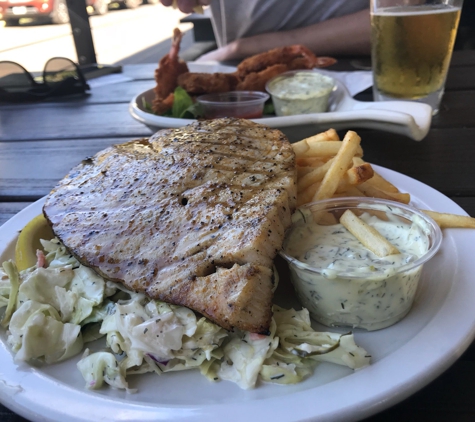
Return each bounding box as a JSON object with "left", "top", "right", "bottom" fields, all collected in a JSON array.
[{"left": 370, "top": 0, "right": 463, "bottom": 115}]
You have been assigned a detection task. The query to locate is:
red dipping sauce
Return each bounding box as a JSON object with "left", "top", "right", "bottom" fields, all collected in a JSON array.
[{"left": 197, "top": 91, "right": 269, "bottom": 119}]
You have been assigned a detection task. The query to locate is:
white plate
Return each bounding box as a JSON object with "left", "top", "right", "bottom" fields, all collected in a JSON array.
[
  {"left": 129, "top": 63, "right": 433, "bottom": 142},
  {"left": 1, "top": 166, "right": 475, "bottom": 422}
]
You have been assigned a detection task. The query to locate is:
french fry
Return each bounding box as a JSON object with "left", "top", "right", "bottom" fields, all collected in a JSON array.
[
  {"left": 357, "top": 182, "right": 411, "bottom": 204},
  {"left": 297, "top": 158, "right": 335, "bottom": 192},
  {"left": 352, "top": 157, "right": 365, "bottom": 166},
  {"left": 305, "top": 128, "right": 340, "bottom": 144},
  {"left": 294, "top": 129, "right": 414, "bottom": 210},
  {"left": 298, "top": 182, "right": 321, "bottom": 207},
  {"left": 365, "top": 173, "right": 400, "bottom": 193},
  {"left": 297, "top": 166, "right": 316, "bottom": 178},
  {"left": 296, "top": 157, "right": 326, "bottom": 167},
  {"left": 313, "top": 211, "right": 338, "bottom": 225},
  {"left": 312, "top": 131, "right": 361, "bottom": 201},
  {"left": 306, "top": 140, "right": 364, "bottom": 158},
  {"left": 335, "top": 179, "right": 354, "bottom": 194},
  {"left": 345, "top": 163, "right": 374, "bottom": 186},
  {"left": 293, "top": 129, "right": 474, "bottom": 237},
  {"left": 352, "top": 157, "right": 400, "bottom": 193},
  {"left": 292, "top": 139, "right": 310, "bottom": 157},
  {"left": 340, "top": 209, "right": 400, "bottom": 257},
  {"left": 422, "top": 210, "right": 475, "bottom": 229},
  {"left": 332, "top": 186, "right": 366, "bottom": 198}
]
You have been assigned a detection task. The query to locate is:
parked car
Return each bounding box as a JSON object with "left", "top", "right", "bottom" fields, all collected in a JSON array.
[{"left": 0, "top": 0, "right": 109, "bottom": 26}]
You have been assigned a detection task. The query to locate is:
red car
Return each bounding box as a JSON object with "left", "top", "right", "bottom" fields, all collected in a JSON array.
[{"left": 0, "top": 0, "right": 109, "bottom": 26}]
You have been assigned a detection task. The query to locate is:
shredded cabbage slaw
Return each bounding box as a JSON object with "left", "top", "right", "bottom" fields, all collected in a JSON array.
[{"left": 0, "top": 237, "right": 370, "bottom": 391}]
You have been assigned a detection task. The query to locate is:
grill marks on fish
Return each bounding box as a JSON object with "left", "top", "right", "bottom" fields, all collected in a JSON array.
[{"left": 43, "top": 118, "right": 297, "bottom": 333}]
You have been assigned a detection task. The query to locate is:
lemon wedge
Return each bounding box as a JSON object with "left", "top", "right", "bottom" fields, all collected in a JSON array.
[{"left": 15, "top": 213, "right": 54, "bottom": 271}]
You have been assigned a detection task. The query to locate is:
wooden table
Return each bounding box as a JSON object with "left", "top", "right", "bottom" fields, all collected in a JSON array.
[{"left": 1, "top": 50, "right": 475, "bottom": 421}]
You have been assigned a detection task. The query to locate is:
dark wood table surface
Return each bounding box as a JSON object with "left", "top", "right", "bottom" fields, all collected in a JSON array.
[{"left": 1, "top": 50, "right": 475, "bottom": 422}]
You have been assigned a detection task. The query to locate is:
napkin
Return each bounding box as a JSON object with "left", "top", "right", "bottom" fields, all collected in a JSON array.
[{"left": 317, "top": 70, "right": 373, "bottom": 97}]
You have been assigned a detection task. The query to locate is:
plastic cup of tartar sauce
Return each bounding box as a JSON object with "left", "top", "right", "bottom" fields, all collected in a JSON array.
[
  {"left": 266, "top": 70, "right": 335, "bottom": 116},
  {"left": 280, "top": 197, "right": 442, "bottom": 331}
]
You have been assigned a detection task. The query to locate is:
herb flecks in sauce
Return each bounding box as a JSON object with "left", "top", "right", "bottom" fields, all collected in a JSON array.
[
  {"left": 284, "top": 209, "right": 430, "bottom": 331},
  {"left": 267, "top": 72, "right": 335, "bottom": 116}
]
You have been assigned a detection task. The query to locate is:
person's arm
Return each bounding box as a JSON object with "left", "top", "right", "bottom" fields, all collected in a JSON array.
[{"left": 197, "top": 9, "right": 371, "bottom": 61}]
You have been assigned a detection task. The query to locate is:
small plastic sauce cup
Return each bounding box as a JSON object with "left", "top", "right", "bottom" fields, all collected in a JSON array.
[
  {"left": 280, "top": 198, "right": 442, "bottom": 331},
  {"left": 197, "top": 91, "right": 269, "bottom": 119},
  {"left": 266, "top": 70, "right": 335, "bottom": 116}
]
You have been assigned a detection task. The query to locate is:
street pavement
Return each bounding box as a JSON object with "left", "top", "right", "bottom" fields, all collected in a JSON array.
[{"left": 0, "top": 3, "right": 192, "bottom": 71}]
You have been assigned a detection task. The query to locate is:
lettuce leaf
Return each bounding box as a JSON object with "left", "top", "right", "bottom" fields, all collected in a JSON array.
[
  {"left": 144, "top": 87, "right": 201, "bottom": 118},
  {"left": 172, "top": 86, "right": 194, "bottom": 118}
]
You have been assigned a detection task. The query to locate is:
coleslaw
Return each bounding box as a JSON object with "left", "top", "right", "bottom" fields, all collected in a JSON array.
[{"left": 0, "top": 236, "right": 370, "bottom": 391}]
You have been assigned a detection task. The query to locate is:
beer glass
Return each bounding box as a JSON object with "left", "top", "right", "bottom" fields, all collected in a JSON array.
[{"left": 370, "top": 0, "right": 463, "bottom": 115}]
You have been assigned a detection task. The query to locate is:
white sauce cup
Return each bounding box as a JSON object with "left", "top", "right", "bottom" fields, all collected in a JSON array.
[
  {"left": 266, "top": 70, "right": 335, "bottom": 116},
  {"left": 280, "top": 197, "right": 442, "bottom": 331}
]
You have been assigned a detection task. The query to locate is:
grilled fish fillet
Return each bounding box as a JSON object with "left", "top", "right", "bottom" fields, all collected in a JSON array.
[{"left": 43, "top": 118, "right": 297, "bottom": 333}]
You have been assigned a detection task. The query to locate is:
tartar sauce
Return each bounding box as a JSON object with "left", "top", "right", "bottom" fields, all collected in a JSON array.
[
  {"left": 266, "top": 71, "right": 335, "bottom": 116},
  {"left": 283, "top": 208, "right": 431, "bottom": 331}
]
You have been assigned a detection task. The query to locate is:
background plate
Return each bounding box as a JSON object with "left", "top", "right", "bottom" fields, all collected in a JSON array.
[{"left": 129, "top": 63, "right": 433, "bottom": 141}]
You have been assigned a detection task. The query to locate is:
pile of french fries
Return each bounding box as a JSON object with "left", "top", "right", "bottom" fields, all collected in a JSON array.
[{"left": 292, "top": 129, "right": 475, "bottom": 230}]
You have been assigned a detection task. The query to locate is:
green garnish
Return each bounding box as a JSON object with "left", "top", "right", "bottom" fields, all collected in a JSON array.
[
  {"left": 172, "top": 86, "right": 194, "bottom": 118},
  {"left": 263, "top": 101, "right": 275, "bottom": 115},
  {"left": 141, "top": 97, "right": 154, "bottom": 113},
  {"left": 143, "top": 87, "right": 201, "bottom": 119}
]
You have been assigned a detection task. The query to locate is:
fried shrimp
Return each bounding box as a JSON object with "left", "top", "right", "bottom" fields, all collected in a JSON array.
[
  {"left": 236, "top": 45, "right": 336, "bottom": 78},
  {"left": 235, "top": 64, "right": 288, "bottom": 92},
  {"left": 177, "top": 72, "right": 239, "bottom": 95},
  {"left": 152, "top": 34, "right": 337, "bottom": 115},
  {"left": 152, "top": 28, "right": 189, "bottom": 115},
  {"left": 235, "top": 46, "right": 336, "bottom": 92}
]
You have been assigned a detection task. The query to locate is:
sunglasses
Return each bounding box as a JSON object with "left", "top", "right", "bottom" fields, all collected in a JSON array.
[{"left": 0, "top": 57, "right": 90, "bottom": 102}]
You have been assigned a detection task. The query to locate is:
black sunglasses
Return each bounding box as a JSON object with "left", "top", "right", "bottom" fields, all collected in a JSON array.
[{"left": 0, "top": 57, "right": 90, "bottom": 102}]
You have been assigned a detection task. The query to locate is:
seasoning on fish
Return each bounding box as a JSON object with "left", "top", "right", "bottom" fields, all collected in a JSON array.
[{"left": 43, "top": 118, "right": 297, "bottom": 334}]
